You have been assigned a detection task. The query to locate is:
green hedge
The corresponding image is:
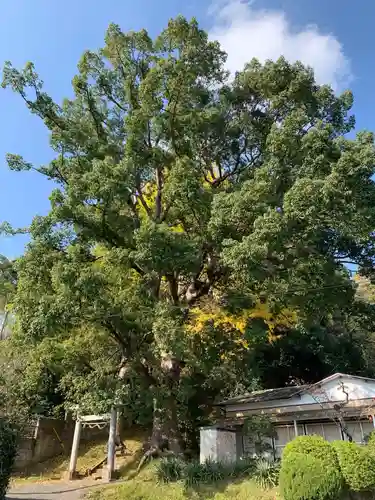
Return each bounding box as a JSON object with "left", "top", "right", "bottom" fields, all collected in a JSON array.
[
  {"left": 280, "top": 451, "right": 343, "bottom": 500},
  {"left": 282, "top": 434, "right": 340, "bottom": 469},
  {"left": 332, "top": 440, "right": 375, "bottom": 492},
  {"left": 366, "top": 430, "right": 375, "bottom": 450},
  {"left": 0, "top": 419, "right": 18, "bottom": 500}
]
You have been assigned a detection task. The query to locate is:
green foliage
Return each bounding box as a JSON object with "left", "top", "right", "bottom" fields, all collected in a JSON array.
[
  {"left": 282, "top": 435, "right": 340, "bottom": 469},
  {"left": 185, "top": 460, "right": 229, "bottom": 486},
  {"left": 3, "top": 15, "right": 375, "bottom": 447},
  {"left": 332, "top": 440, "right": 375, "bottom": 492},
  {"left": 184, "top": 458, "right": 254, "bottom": 487},
  {"left": 156, "top": 457, "right": 256, "bottom": 487},
  {"left": 366, "top": 430, "right": 375, "bottom": 448},
  {"left": 280, "top": 451, "right": 342, "bottom": 500},
  {"left": 156, "top": 457, "right": 186, "bottom": 483},
  {"left": 0, "top": 418, "right": 18, "bottom": 500},
  {"left": 243, "top": 416, "right": 276, "bottom": 455},
  {"left": 252, "top": 459, "right": 279, "bottom": 489}
]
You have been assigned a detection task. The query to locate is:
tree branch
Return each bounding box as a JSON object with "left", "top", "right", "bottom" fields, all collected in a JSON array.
[
  {"left": 155, "top": 166, "right": 162, "bottom": 220},
  {"left": 167, "top": 274, "right": 179, "bottom": 304}
]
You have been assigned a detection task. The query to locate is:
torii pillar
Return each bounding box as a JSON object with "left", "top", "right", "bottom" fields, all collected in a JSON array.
[
  {"left": 68, "top": 419, "right": 82, "bottom": 480},
  {"left": 103, "top": 407, "right": 117, "bottom": 482}
]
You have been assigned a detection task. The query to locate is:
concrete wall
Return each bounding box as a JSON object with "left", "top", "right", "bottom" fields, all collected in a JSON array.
[
  {"left": 14, "top": 417, "right": 109, "bottom": 471},
  {"left": 14, "top": 418, "right": 73, "bottom": 470},
  {"left": 200, "top": 427, "right": 237, "bottom": 464}
]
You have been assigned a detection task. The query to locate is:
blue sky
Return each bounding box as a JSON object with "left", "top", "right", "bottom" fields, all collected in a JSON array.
[{"left": 0, "top": 0, "right": 374, "bottom": 257}]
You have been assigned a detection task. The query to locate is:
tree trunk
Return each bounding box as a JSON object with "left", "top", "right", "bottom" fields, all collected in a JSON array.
[
  {"left": 137, "top": 393, "right": 183, "bottom": 472},
  {"left": 137, "top": 354, "right": 184, "bottom": 471},
  {"left": 115, "top": 411, "right": 127, "bottom": 455},
  {"left": 149, "top": 395, "right": 183, "bottom": 454}
]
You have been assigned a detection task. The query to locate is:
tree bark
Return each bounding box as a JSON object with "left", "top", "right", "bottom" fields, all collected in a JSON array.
[
  {"left": 149, "top": 394, "right": 182, "bottom": 453},
  {"left": 137, "top": 393, "right": 183, "bottom": 472},
  {"left": 115, "top": 411, "right": 127, "bottom": 455}
]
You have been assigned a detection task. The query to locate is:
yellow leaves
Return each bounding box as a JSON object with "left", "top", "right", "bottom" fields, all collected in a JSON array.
[
  {"left": 187, "top": 301, "right": 297, "bottom": 344},
  {"left": 138, "top": 182, "right": 157, "bottom": 221},
  {"left": 170, "top": 223, "right": 184, "bottom": 233},
  {"left": 354, "top": 274, "right": 375, "bottom": 304},
  {"left": 188, "top": 306, "right": 247, "bottom": 334},
  {"left": 248, "top": 301, "right": 297, "bottom": 342},
  {"left": 137, "top": 181, "right": 184, "bottom": 232}
]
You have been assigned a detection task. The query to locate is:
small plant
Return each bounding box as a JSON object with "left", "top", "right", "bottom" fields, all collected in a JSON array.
[
  {"left": 183, "top": 457, "right": 255, "bottom": 487},
  {"left": 0, "top": 418, "right": 18, "bottom": 500},
  {"left": 231, "top": 456, "right": 255, "bottom": 477},
  {"left": 156, "top": 456, "right": 258, "bottom": 488},
  {"left": 155, "top": 456, "right": 186, "bottom": 483},
  {"left": 184, "top": 459, "right": 226, "bottom": 486},
  {"left": 253, "top": 459, "right": 280, "bottom": 489}
]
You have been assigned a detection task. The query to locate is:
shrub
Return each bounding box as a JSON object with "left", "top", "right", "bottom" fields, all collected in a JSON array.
[
  {"left": 332, "top": 440, "right": 375, "bottom": 492},
  {"left": 282, "top": 434, "right": 340, "bottom": 469},
  {"left": 366, "top": 430, "right": 375, "bottom": 449},
  {"left": 280, "top": 451, "right": 343, "bottom": 500},
  {"left": 231, "top": 457, "right": 255, "bottom": 477},
  {"left": 182, "top": 457, "right": 255, "bottom": 487},
  {"left": 0, "top": 418, "right": 18, "bottom": 500},
  {"left": 252, "top": 459, "right": 280, "bottom": 489},
  {"left": 156, "top": 456, "right": 258, "bottom": 488},
  {"left": 184, "top": 459, "right": 225, "bottom": 486},
  {"left": 156, "top": 457, "right": 186, "bottom": 483}
]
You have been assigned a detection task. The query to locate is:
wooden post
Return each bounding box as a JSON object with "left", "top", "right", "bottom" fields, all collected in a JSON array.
[
  {"left": 104, "top": 408, "right": 117, "bottom": 482},
  {"left": 294, "top": 420, "right": 299, "bottom": 437},
  {"left": 68, "top": 419, "right": 82, "bottom": 480}
]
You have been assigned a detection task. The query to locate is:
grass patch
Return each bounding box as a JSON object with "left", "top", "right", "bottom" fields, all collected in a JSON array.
[{"left": 12, "top": 439, "right": 108, "bottom": 484}]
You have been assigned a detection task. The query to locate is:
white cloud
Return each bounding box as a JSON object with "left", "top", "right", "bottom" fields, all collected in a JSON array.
[{"left": 209, "top": 0, "right": 352, "bottom": 90}]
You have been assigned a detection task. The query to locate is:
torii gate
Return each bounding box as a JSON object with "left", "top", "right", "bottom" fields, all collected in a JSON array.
[{"left": 68, "top": 408, "right": 117, "bottom": 482}]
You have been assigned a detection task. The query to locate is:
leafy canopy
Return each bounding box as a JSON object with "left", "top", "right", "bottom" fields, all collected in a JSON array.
[{"left": 2, "top": 17, "right": 375, "bottom": 431}]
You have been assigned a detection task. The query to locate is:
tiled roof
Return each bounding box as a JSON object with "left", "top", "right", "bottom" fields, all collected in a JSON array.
[
  {"left": 217, "top": 385, "right": 307, "bottom": 406},
  {"left": 217, "top": 372, "right": 375, "bottom": 407}
]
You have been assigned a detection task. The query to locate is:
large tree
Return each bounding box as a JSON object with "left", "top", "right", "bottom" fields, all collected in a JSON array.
[{"left": 3, "top": 17, "right": 375, "bottom": 453}]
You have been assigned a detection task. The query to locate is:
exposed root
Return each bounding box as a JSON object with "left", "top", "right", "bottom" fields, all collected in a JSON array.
[{"left": 136, "top": 445, "right": 175, "bottom": 474}]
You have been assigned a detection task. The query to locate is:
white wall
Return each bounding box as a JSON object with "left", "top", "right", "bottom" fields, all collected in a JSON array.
[
  {"left": 200, "top": 428, "right": 217, "bottom": 463},
  {"left": 200, "top": 428, "right": 237, "bottom": 464}
]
